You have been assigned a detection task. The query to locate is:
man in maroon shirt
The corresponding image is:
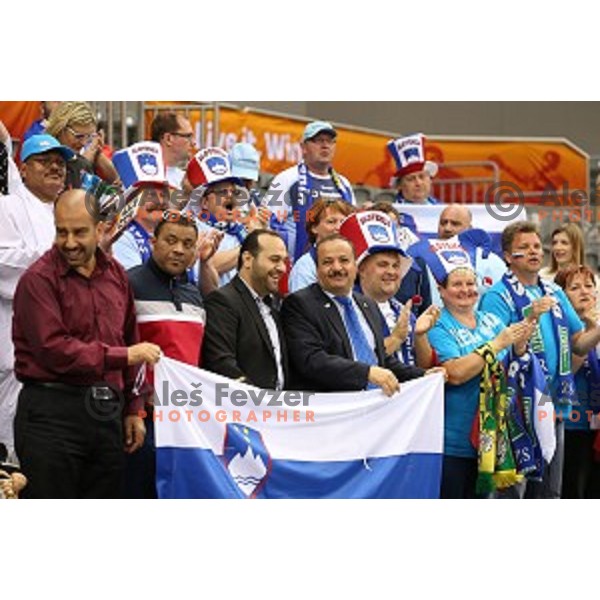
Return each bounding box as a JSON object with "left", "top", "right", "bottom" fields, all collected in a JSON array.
[{"left": 12, "top": 189, "right": 161, "bottom": 499}]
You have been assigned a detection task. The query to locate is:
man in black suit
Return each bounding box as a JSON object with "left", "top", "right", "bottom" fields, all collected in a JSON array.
[
  {"left": 202, "top": 230, "right": 289, "bottom": 390},
  {"left": 281, "top": 234, "right": 425, "bottom": 395}
]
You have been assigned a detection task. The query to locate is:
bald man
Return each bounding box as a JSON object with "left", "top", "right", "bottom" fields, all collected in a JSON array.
[
  {"left": 437, "top": 205, "right": 472, "bottom": 239},
  {"left": 424, "top": 204, "right": 507, "bottom": 306},
  {"left": 12, "top": 190, "right": 161, "bottom": 498}
]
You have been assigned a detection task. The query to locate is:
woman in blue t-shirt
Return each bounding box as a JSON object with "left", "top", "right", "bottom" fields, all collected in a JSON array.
[
  {"left": 555, "top": 265, "right": 600, "bottom": 498},
  {"left": 428, "top": 266, "right": 534, "bottom": 499}
]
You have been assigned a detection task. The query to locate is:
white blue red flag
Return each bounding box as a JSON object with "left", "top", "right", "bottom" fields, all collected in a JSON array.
[{"left": 154, "top": 358, "right": 444, "bottom": 499}]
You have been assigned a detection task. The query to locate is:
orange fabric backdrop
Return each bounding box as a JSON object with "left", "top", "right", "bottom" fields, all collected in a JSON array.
[
  {"left": 145, "top": 104, "right": 589, "bottom": 204},
  {"left": 4, "top": 101, "right": 584, "bottom": 204},
  {"left": 0, "top": 101, "right": 41, "bottom": 144}
]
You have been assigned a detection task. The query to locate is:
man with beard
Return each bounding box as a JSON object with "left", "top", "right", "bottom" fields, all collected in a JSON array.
[{"left": 202, "top": 230, "right": 289, "bottom": 390}]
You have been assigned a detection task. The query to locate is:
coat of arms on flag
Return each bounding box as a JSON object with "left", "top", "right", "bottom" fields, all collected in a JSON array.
[
  {"left": 137, "top": 152, "right": 159, "bottom": 176},
  {"left": 224, "top": 425, "right": 271, "bottom": 497}
]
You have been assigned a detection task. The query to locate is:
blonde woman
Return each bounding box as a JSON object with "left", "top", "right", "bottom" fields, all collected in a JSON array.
[
  {"left": 46, "top": 101, "right": 119, "bottom": 188},
  {"left": 539, "top": 223, "right": 585, "bottom": 281}
]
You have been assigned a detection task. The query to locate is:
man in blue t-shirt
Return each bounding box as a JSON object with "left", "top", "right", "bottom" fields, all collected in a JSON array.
[{"left": 480, "top": 221, "right": 600, "bottom": 498}]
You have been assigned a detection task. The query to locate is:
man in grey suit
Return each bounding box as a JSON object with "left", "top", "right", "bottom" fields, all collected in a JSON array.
[
  {"left": 281, "top": 234, "right": 425, "bottom": 395},
  {"left": 202, "top": 230, "right": 289, "bottom": 390}
]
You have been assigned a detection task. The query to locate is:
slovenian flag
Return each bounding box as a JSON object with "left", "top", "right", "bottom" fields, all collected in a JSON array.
[
  {"left": 112, "top": 141, "right": 168, "bottom": 194},
  {"left": 154, "top": 358, "right": 444, "bottom": 499}
]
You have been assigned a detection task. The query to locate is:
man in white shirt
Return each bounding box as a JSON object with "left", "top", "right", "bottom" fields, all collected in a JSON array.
[{"left": 0, "top": 134, "right": 73, "bottom": 459}]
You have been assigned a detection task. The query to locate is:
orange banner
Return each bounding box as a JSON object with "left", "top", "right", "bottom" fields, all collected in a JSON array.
[
  {"left": 0, "top": 101, "right": 42, "bottom": 146},
  {"left": 145, "top": 104, "right": 589, "bottom": 205},
  {"left": 2, "top": 101, "right": 588, "bottom": 206}
]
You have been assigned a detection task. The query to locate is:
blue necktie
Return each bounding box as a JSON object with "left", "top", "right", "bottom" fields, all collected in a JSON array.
[{"left": 335, "top": 296, "right": 378, "bottom": 367}]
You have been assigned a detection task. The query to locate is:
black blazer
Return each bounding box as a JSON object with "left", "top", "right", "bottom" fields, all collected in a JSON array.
[
  {"left": 281, "top": 283, "right": 425, "bottom": 392},
  {"left": 202, "top": 277, "right": 289, "bottom": 390}
]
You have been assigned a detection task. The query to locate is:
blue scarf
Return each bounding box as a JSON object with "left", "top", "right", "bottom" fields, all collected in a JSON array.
[
  {"left": 206, "top": 213, "right": 247, "bottom": 245},
  {"left": 369, "top": 294, "right": 416, "bottom": 367},
  {"left": 584, "top": 347, "right": 600, "bottom": 385},
  {"left": 582, "top": 345, "right": 600, "bottom": 417},
  {"left": 395, "top": 193, "right": 438, "bottom": 205},
  {"left": 390, "top": 297, "right": 416, "bottom": 367},
  {"left": 506, "top": 351, "right": 547, "bottom": 480},
  {"left": 501, "top": 270, "right": 575, "bottom": 411},
  {"left": 127, "top": 221, "right": 152, "bottom": 263},
  {"left": 293, "top": 163, "right": 353, "bottom": 261}
]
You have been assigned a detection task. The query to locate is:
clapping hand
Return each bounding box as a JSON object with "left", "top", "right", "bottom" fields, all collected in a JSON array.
[
  {"left": 197, "top": 229, "right": 223, "bottom": 263},
  {"left": 491, "top": 319, "right": 535, "bottom": 356},
  {"left": 582, "top": 307, "right": 600, "bottom": 331},
  {"left": 415, "top": 304, "right": 441, "bottom": 336},
  {"left": 391, "top": 300, "right": 412, "bottom": 345},
  {"left": 530, "top": 296, "right": 556, "bottom": 320}
]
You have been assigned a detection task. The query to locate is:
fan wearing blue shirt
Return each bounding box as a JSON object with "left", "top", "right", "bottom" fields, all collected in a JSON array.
[
  {"left": 428, "top": 265, "right": 533, "bottom": 498},
  {"left": 479, "top": 221, "right": 600, "bottom": 499}
]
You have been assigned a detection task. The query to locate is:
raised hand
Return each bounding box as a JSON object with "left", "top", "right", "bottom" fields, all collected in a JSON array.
[
  {"left": 197, "top": 229, "right": 223, "bottom": 263},
  {"left": 530, "top": 296, "right": 556, "bottom": 320},
  {"left": 491, "top": 319, "right": 535, "bottom": 355},
  {"left": 415, "top": 304, "right": 441, "bottom": 336},
  {"left": 581, "top": 307, "right": 600, "bottom": 330},
  {"left": 391, "top": 300, "right": 413, "bottom": 345}
]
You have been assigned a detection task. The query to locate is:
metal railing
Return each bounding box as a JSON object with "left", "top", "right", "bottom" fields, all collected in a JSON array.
[{"left": 431, "top": 161, "right": 500, "bottom": 204}]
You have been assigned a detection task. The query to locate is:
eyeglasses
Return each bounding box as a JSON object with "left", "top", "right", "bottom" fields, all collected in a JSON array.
[
  {"left": 29, "top": 155, "right": 66, "bottom": 169},
  {"left": 66, "top": 126, "right": 97, "bottom": 143},
  {"left": 170, "top": 132, "right": 194, "bottom": 141},
  {"left": 307, "top": 135, "right": 336, "bottom": 146},
  {"left": 210, "top": 186, "right": 236, "bottom": 198}
]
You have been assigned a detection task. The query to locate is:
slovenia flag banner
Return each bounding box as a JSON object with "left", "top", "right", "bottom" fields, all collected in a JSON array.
[{"left": 154, "top": 357, "right": 444, "bottom": 499}]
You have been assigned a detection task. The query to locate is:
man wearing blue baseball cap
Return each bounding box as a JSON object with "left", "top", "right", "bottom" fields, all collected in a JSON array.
[
  {"left": 0, "top": 134, "right": 74, "bottom": 462},
  {"left": 263, "top": 120, "right": 356, "bottom": 263}
]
